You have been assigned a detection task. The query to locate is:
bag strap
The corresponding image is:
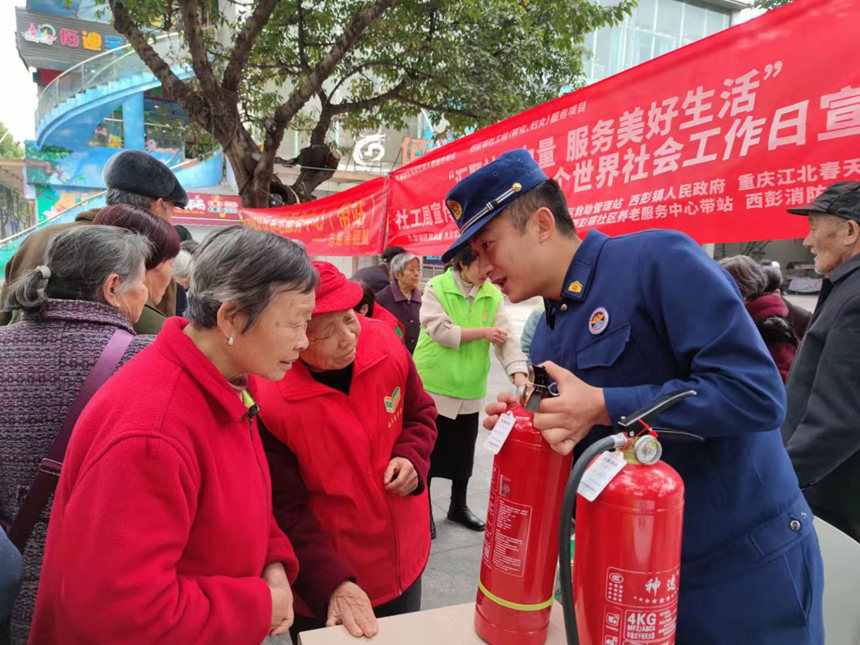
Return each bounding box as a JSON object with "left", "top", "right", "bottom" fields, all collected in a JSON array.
[{"left": 6, "top": 329, "right": 134, "bottom": 550}]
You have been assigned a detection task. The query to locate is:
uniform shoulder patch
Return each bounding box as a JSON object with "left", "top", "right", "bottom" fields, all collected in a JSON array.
[{"left": 567, "top": 281, "right": 583, "bottom": 294}]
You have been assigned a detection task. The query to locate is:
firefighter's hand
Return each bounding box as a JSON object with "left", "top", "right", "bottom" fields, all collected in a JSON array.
[
  {"left": 383, "top": 457, "right": 418, "bottom": 496},
  {"left": 483, "top": 392, "right": 519, "bottom": 430},
  {"left": 326, "top": 581, "right": 379, "bottom": 638},
  {"left": 533, "top": 361, "right": 610, "bottom": 456}
]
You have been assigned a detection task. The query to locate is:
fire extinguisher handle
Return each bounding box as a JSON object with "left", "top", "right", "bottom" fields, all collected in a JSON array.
[
  {"left": 617, "top": 389, "right": 697, "bottom": 430},
  {"left": 648, "top": 427, "right": 706, "bottom": 442},
  {"left": 559, "top": 432, "right": 627, "bottom": 645}
]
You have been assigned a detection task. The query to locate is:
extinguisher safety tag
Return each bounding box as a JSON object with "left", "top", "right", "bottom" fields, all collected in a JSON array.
[
  {"left": 578, "top": 451, "right": 626, "bottom": 502},
  {"left": 484, "top": 412, "right": 517, "bottom": 454}
]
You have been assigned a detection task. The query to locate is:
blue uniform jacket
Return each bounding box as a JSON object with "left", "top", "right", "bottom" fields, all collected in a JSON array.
[{"left": 530, "top": 229, "right": 814, "bottom": 588}]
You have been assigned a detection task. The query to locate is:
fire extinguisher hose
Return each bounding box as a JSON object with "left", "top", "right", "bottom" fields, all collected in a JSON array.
[{"left": 558, "top": 433, "right": 627, "bottom": 645}]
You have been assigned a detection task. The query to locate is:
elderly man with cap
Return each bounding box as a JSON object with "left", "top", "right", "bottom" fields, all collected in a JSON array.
[
  {"left": 0, "top": 150, "right": 187, "bottom": 325},
  {"left": 444, "top": 149, "right": 824, "bottom": 643},
  {"left": 783, "top": 181, "right": 860, "bottom": 543},
  {"left": 253, "top": 262, "right": 437, "bottom": 641}
]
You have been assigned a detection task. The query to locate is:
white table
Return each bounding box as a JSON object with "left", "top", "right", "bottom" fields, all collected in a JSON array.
[{"left": 297, "top": 601, "right": 568, "bottom": 644}]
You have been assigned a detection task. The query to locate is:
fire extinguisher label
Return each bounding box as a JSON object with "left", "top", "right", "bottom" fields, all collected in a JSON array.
[
  {"left": 483, "top": 496, "right": 532, "bottom": 577},
  {"left": 578, "top": 451, "right": 627, "bottom": 502},
  {"left": 483, "top": 411, "right": 517, "bottom": 454},
  {"left": 602, "top": 566, "right": 680, "bottom": 644}
]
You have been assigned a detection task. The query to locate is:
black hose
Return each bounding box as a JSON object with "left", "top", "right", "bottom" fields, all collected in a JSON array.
[{"left": 559, "top": 435, "right": 623, "bottom": 645}]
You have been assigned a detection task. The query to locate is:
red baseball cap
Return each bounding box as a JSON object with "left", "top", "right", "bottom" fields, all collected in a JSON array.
[{"left": 312, "top": 261, "right": 364, "bottom": 315}]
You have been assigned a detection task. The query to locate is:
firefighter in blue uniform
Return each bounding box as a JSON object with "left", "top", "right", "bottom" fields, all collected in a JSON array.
[{"left": 440, "top": 150, "right": 824, "bottom": 643}]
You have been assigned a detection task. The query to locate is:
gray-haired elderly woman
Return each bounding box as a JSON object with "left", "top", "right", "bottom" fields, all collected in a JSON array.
[
  {"left": 375, "top": 252, "right": 422, "bottom": 353},
  {"left": 172, "top": 240, "right": 199, "bottom": 316},
  {"left": 0, "top": 225, "right": 152, "bottom": 643},
  {"left": 29, "top": 226, "right": 313, "bottom": 644}
]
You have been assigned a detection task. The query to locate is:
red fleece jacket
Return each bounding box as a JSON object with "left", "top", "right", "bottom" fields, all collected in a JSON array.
[
  {"left": 29, "top": 318, "right": 298, "bottom": 645},
  {"left": 254, "top": 317, "right": 437, "bottom": 618},
  {"left": 370, "top": 302, "right": 405, "bottom": 339}
]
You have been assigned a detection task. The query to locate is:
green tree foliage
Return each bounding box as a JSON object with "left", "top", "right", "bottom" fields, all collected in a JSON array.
[
  {"left": 0, "top": 122, "right": 32, "bottom": 238},
  {"left": 0, "top": 123, "right": 25, "bottom": 160},
  {"left": 753, "top": 0, "right": 793, "bottom": 9},
  {"left": 103, "top": 0, "right": 632, "bottom": 207}
]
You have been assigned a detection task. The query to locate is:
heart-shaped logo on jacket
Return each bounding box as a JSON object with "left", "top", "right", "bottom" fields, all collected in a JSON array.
[{"left": 384, "top": 387, "right": 402, "bottom": 413}]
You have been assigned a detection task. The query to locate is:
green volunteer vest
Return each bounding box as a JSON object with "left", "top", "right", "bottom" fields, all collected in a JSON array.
[{"left": 414, "top": 268, "right": 502, "bottom": 399}]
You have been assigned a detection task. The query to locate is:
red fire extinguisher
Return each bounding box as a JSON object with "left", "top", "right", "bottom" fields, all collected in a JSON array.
[
  {"left": 558, "top": 389, "right": 699, "bottom": 645},
  {"left": 475, "top": 366, "right": 572, "bottom": 645}
]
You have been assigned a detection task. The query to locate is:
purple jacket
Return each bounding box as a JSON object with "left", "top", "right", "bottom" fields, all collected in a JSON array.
[
  {"left": 375, "top": 283, "right": 422, "bottom": 353},
  {"left": 0, "top": 299, "right": 152, "bottom": 643}
]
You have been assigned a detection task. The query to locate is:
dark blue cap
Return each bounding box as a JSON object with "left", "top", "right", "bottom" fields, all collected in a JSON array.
[{"left": 441, "top": 149, "right": 548, "bottom": 262}]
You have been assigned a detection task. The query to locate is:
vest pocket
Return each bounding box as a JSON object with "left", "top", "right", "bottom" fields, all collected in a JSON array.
[{"left": 575, "top": 322, "right": 632, "bottom": 370}]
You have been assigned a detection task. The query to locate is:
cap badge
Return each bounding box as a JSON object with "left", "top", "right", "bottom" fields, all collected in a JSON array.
[
  {"left": 588, "top": 307, "right": 609, "bottom": 335},
  {"left": 447, "top": 200, "right": 463, "bottom": 221}
]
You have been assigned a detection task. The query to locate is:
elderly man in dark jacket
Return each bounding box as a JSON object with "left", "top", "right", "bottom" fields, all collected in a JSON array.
[{"left": 783, "top": 181, "right": 860, "bottom": 543}]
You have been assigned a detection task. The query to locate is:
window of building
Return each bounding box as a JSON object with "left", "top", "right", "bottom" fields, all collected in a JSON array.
[{"left": 582, "top": 0, "right": 732, "bottom": 84}]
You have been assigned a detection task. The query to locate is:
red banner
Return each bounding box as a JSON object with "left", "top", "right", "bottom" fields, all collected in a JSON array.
[
  {"left": 386, "top": 0, "right": 859, "bottom": 253},
  {"left": 243, "top": 0, "right": 860, "bottom": 256},
  {"left": 174, "top": 193, "right": 242, "bottom": 227},
  {"left": 242, "top": 177, "right": 386, "bottom": 256}
]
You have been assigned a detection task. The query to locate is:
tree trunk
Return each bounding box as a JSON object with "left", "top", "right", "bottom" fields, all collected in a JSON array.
[
  {"left": 219, "top": 133, "right": 264, "bottom": 208},
  {"left": 220, "top": 126, "right": 341, "bottom": 208}
]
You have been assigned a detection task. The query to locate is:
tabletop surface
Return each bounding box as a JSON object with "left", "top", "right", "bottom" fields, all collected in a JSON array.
[{"left": 297, "top": 601, "right": 568, "bottom": 644}]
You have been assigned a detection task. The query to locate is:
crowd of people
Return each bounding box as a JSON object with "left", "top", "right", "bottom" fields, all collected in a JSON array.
[{"left": 0, "top": 146, "right": 856, "bottom": 644}]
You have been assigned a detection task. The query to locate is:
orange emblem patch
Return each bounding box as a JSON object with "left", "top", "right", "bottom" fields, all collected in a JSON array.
[{"left": 447, "top": 200, "right": 463, "bottom": 221}]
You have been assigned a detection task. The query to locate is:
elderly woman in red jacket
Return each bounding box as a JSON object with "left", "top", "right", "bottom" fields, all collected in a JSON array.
[
  {"left": 255, "top": 261, "right": 437, "bottom": 641},
  {"left": 30, "top": 227, "right": 314, "bottom": 644}
]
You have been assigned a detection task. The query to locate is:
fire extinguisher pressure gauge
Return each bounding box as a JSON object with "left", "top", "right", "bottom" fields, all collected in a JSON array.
[{"left": 633, "top": 435, "right": 663, "bottom": 465}]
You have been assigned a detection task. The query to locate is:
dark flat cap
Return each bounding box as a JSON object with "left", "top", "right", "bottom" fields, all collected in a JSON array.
[
  {"left": 103, "top": 150, "right": 188, "bottom": 208},
  {"left": 787, "top": 181, "right": 860, "bottom": 222}
]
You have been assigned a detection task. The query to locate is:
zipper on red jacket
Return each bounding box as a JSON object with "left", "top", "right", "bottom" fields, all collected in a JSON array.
[
  {"left": 386, "top": 500, "right": 403, "bottom": 595},
  {"left": 345, "top": 395, "right": 403, "bottom": 596},
  {"left": 244, "top": 403, "right": 271, "bottom": 517}
]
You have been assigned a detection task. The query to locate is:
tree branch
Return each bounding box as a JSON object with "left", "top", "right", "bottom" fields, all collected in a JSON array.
[
  {"left": 329, "top": 80, "right": 406, "bottom": 115},
  {"left": 178, "top": 0, "right": 219, "bottom": 95},
  {"left": 297, "top": 0, "right": 311, "bottom": 74},
  {"left": 392, "top": 91, "right": 484, "bottom": 121},
  {"left": 328, "top": 58, "right": 401, "bottom": 95},
  {"left": 273, "top": 0, "right": 397, "bottom": 129},
  {"left": 222, "top": 0, "right": 282, "bottom": 92}
]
